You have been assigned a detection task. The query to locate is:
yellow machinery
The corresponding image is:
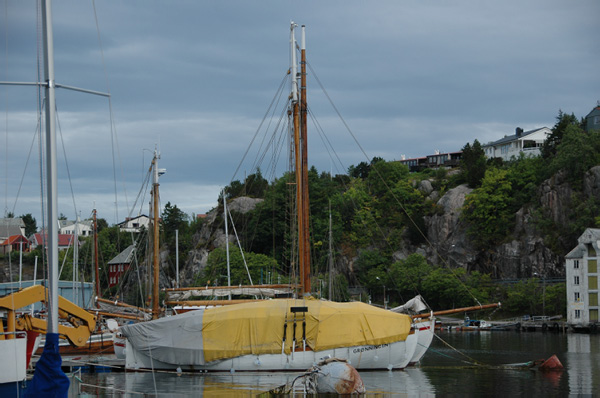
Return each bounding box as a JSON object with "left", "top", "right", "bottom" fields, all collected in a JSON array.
[{"left": 0, "top": 285, "right": 96, "bottom": 346}]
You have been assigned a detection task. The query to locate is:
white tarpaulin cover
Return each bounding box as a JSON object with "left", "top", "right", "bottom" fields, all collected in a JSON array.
[{"left": 120, "top": 309, "right": 207, "bottom": 365}]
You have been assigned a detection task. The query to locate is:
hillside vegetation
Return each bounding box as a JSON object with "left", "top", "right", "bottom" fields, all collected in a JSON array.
[{"left": 4, "top": 111, "right": 600, "bottom": 317}]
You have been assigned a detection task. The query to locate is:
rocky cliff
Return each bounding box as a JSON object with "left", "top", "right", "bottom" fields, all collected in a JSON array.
[{"left": 176, "top": 166, "right": 600, "bottom": 285}]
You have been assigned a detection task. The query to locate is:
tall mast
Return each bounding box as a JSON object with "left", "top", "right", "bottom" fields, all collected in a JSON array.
[
  {"left": 73, "top": 214, "right": 79, "bottom": 306},
  {"left": 224, "top": 189, "right": 231, "bottom": 300},
  {"left": 149, "top": 150, "right": 166, "bottom": 318},
  {"left": 328, "top": 200, "right": 333, "bottom": 301},
  {"left": 290, "top": 22, "right": 304, "bottom": 295},
  {"left": 299, "top": 24, "right": 311, "bottom": 295},
  {"left": 93, "top": 208, "right": 100, "bottom": 300},
  {"left": 42, "top": 0, "right": 59, "bottom": 334},
  {"left": 152, "top": 151, "right": 161, "bottom": 319}
]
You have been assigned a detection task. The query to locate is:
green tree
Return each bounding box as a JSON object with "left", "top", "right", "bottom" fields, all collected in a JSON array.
[
  {"left": 198, "top": 247, "right": 280, "bottom": 287},
  {"left": 462, "top": 167, "right": 513, "bottom": 248},
  {"left": 348, "top": 157, "right": 383, "bottom": 179},
  {"left": 541, "top": 110, "right": 581, "bottom": 159},
  {"left": 19, "top": 213, "right": 37, "bottom": 236},
  {"left": 548, "top": 125, "right": 600, "bottom": 185},
  {"left": 460, "top": 139, "right": 486, "bottom": 188},
  {"left": 504, "top": 279, "right": 538, "bottom": 315},
  {"left": 162, "top": 202, "right": 188, "bottom": 234}
]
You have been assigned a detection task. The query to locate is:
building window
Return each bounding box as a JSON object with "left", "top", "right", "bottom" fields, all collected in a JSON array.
[
  {"left": 574, "top": 276, "right": 580, "bottom": 285},
  {"left": 589, "top": 260, "right": 598, "bottom": 274},
  {"left": 574, "top": 260, "right": 579, "bottom": 269},
  {"left": 590, "top": 293, "right": 598, "bottom": 307},
  {"left": 575, "top": 310, "right": 581, "bottom": 318},
  {"left": 575, "top": 292, "right": 580, "bottom": 302}
]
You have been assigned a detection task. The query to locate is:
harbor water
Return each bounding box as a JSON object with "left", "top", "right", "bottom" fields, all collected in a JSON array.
[{"left": 71, "top": 331, "right": 599, "bottom": 396}]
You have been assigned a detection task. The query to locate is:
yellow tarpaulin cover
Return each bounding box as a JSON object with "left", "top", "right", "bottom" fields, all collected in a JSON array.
[{"left": 202, "top": 298, "right": 412, "bottom": 362}]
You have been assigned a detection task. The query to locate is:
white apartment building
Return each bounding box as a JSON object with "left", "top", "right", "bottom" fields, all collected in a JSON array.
[{"left": 565, "top": 228, "right": 600, "bottom": 331}]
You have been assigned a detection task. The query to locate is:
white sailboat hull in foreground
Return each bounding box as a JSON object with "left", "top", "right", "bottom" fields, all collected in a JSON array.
[
  {"left": 120, "top": 298, "right": 434, "bottom": 372},
  {"left": 124, "top": 325, "right": 432, "bottom": 372}
]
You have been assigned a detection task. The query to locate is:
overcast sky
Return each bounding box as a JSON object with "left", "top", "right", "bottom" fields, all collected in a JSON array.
[{"left": 1, "top": 0, "right": 599, "bottom": 226}]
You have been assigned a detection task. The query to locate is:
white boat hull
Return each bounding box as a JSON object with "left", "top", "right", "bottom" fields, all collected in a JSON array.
[
  {"left": 409, "top": 318, "right": 435, "bottom": 365},
  {"left": 124, "top": 318, "right": 434, "bottom": 372}
]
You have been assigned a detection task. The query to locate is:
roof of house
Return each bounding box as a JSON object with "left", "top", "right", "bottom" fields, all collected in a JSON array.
[
  {"left": 31, "top": 233, "right": 76, "bottom": 247},
  {"left": 108, "top": 244, "right": 136, "bottom": 265},
  {"left": 118, "top": 215, "right": 149, "bottom": 225},
  {"left": 0, "top": 235, "right": 29, "bottom": 246},
  {"left": 60, "top": 219, "right": 93, "bottom": 228},
  {"left": 0, "top": 218, "right": 25, "bottom": 238},
  {"left": 485, "top": 127, "right": 549, "bottom": 147},
  {"left": 0, "top": 218, "right": 25, "bottom": 227},
  {"left": 565, "top": 228, "right": 600, "bottom": 258},
  {"left": 585, "top": 106, "right": 600, "bottom": 118}
]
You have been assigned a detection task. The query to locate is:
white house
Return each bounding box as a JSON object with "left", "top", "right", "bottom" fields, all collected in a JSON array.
[
  {"left": 59, "top": 219, "right": 93, "bottom": 237},
  {"left": 482, "top": 127, "right": 551, "bottom": 161},
  {"left": 565, "top": 228, "right": 600, "bottom": 331},
  {"left": 118, "top": 215, "right": 150, "bottom": 233}
]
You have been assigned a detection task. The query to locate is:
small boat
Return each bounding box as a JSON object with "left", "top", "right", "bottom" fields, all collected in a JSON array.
[{"left": 459, "top": 317, "right": 492, "bottom": 331}]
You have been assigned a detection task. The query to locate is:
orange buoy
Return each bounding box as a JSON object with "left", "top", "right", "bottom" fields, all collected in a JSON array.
[{"left": 538, "top": 354, "right": 563, "bottom": 371}]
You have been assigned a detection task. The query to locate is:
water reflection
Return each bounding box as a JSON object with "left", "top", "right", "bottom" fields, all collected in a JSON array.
[
  {"left": 74, "top": 332, "right": 600, "bottom": 396},
  {"left": 567, "top": 333, "right": 599, "bottom": 395},
  {"left": 77, "top": 368, "right": 434, "bottom": 397}
]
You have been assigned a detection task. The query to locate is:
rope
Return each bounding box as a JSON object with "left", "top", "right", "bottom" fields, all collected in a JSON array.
[
  {"left": 230, "top": 71, "right": 289, "bottom": 184},
  {"left": 91, "top": 0, "right": 130, "bottom": 225},
  {"left": 431, "top": 333, "right": 487, "bottom": 367},
  {"left": 308, "top": 61, "right": 481, "bottom": 306}
]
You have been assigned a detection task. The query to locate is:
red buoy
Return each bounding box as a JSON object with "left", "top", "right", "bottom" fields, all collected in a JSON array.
[{"left": 538, "top": 354, "right": 563, "bottom": 371}]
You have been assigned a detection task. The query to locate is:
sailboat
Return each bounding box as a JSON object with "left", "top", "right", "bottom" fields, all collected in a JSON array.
[
  {"left": 120, "top": 22, "right": 434, "bottom": 372},
  {"left": 0, "top": 1, "right": 109, "bottom": 396}
]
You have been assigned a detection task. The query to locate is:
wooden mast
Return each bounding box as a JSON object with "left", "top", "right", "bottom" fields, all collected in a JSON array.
[
  {"left": 290, "top": 23, "right": 304, "bottom": 295},
  {"left": 299, "top": 25, "right": 311, "bottom": 295},
  {"left": 93, "top": 208, "right": 101, "bottom": 300},
  {"left": 291, "top": 23, "right": 311, "bottom": 296}
]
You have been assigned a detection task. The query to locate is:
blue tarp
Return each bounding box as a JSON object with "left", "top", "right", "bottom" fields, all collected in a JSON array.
[{"left": 24, "top": 333, "right": 69, "bottom": 398}]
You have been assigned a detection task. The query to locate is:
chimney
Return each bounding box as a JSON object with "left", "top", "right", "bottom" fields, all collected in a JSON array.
[{"left": 516, "top": 127, "right": 523, "bottom": 137}]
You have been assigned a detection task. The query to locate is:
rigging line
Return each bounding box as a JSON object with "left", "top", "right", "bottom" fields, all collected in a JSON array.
[
  {"left": 307, "top": 106, "right": 346, "bottom": 176},
  {"left": 127, "top": 164, "right": 152, "bottom": 220},
  {"left": 227, "top": 208, "right": 256, "bottom": 288},
  {"left": 10, "top": 114, "right": 42, "bottom": 215},
  {"left": 252, "top": 104, "right": 289, "bottom": 177},
  {"left": 231, "top": 71, "right": 289, "bottom": 183},
  {"left": 55, "top": 104, "right": 79, "bottom": 217},
  {"left": 308, "top": 62, "right": 481, "bottom": 307},
  {"left": 250, "top": 78, "right": 290, "bottom": 173},
  {"left": 307, "top": 62, "right": 371, "bottom": 170},
  {"left": 91, "top": 0, "right": 129, "bottom": 224},
  {"left": 2, "top": 1, "right": 7, "bottom": 217}
]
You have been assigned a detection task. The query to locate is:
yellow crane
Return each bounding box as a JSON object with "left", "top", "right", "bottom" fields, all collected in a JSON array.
[{"left": 0, "top": 285, "right": 96, "bottom": 347}]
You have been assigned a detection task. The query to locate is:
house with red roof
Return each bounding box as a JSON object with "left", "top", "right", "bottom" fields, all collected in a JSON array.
[
  {"left": 29, "top": 233, "right": 77, "bottom": 251},
  {"left": 1, "top": 234, "right": 30, "bottom": 254}
]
